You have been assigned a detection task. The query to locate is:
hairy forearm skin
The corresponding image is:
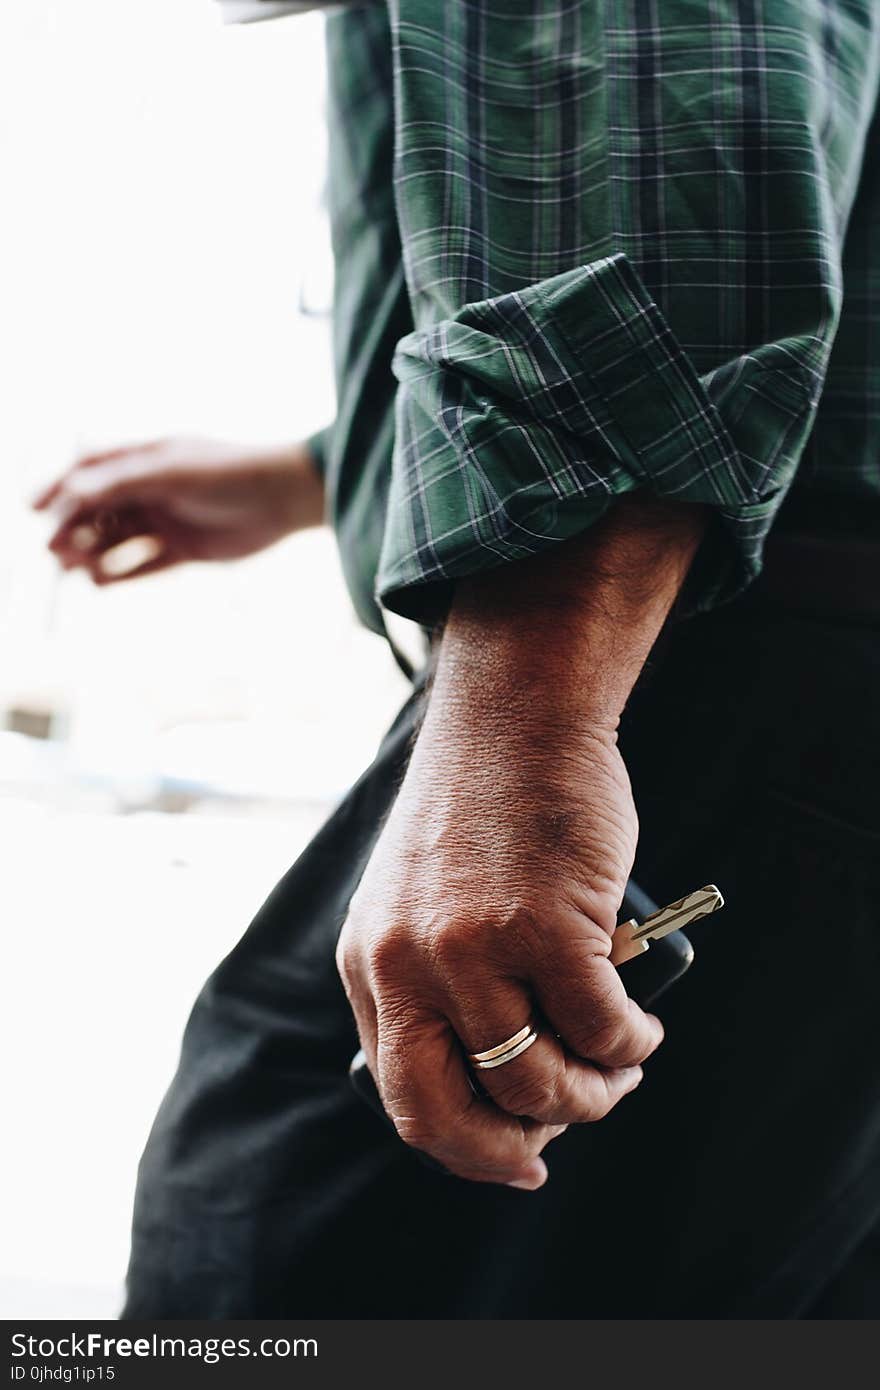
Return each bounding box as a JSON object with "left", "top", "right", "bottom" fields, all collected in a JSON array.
[{"left": 431, "top": 495, "right": 707, "bottom": 733}]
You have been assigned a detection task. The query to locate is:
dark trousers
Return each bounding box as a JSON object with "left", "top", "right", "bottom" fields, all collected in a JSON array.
[{"left": 123, "top": 592, "right": 880, "bottom": 1317}]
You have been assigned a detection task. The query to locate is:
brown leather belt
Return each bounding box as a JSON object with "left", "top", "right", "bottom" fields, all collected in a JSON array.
[{"left": 755, "top": 531, "right": 880, "bottom": 620}]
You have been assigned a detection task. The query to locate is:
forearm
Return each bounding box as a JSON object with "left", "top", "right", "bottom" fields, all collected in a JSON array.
[{"left": 429, "top": 495, "right": 707, "bottom": 736}]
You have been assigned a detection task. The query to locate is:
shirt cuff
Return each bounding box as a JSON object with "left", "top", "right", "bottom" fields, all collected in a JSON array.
[{"left": 376, "top": 252, "right": 817, "bottom": 624}]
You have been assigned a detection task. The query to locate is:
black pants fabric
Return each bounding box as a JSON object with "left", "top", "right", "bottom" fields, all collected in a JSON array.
[{"left": 123, "top": 594, "right": 880, "bottom": 1318}]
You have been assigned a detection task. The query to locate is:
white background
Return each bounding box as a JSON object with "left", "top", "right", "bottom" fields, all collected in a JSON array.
[{"left": 0, "top": 1, "right": 408, "bottom": 1315}]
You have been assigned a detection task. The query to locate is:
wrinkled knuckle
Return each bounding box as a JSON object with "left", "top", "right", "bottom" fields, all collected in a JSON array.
[
  {"left": 582, "top": 1018, "right": 628, "bottom": 1060},
  {"left": 375, "top": 994, "right": 418, "bottom": 1044},
  {"left": 567, "top": 989, "right": 628, "bottom": 1057},
  {"left": 432, "top": 918, "right": 477, "bottom": 974},
  {"left": 491, "top": 1068, "right": 561, "bottom": 1122},
  {"left": 366, "top": 927, "right": 410, "bottom": 984},
  {"left": 502, "top": 905, "right": 546, "bottom": 960}
]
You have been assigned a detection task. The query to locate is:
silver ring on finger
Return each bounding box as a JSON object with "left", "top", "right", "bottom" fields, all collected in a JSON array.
[{"left": 468, "top": 1023, "right": 539, "bottom": 1071}]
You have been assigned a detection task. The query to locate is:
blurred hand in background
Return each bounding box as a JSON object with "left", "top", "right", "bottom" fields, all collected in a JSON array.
[{"left": 32, "top": 436, "right": 326, "bottom": 584}]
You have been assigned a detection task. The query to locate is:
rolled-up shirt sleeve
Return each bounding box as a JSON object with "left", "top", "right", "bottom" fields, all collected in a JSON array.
[{"left": 376, "top": 0, "right": 880, "bottom": 623}]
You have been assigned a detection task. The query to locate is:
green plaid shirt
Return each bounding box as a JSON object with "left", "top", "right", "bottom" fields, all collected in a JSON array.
[{"left": 309, "top": 1, "right": 880, "bottom": 631}]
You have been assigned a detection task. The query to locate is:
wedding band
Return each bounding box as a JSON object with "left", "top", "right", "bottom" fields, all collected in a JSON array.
[{"left": 468, "top": 1023, "right": 539, "bottom": 1071}]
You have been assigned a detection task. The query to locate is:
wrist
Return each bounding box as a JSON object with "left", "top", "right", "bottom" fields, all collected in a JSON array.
[
  {"left": 435, "top": 605, "right": 631, "bottom": 731},
  {"left": 263, "top": 441, "right": 325, "bottom": 533}
]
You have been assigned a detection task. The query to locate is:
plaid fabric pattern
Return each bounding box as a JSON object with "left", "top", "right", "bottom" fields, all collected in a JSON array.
[{"left": 321, "top": 3, "right": 880, "bottom": 626}]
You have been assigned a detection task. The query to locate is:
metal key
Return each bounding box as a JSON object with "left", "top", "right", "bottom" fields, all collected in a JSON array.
[{"left": 609, "top": 884, "right": 724, "bottom": 967}]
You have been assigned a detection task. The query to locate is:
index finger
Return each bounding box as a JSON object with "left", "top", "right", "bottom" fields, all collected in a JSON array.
[{"left": 31, "top": 477, "right": 65, "bottom": 511}]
